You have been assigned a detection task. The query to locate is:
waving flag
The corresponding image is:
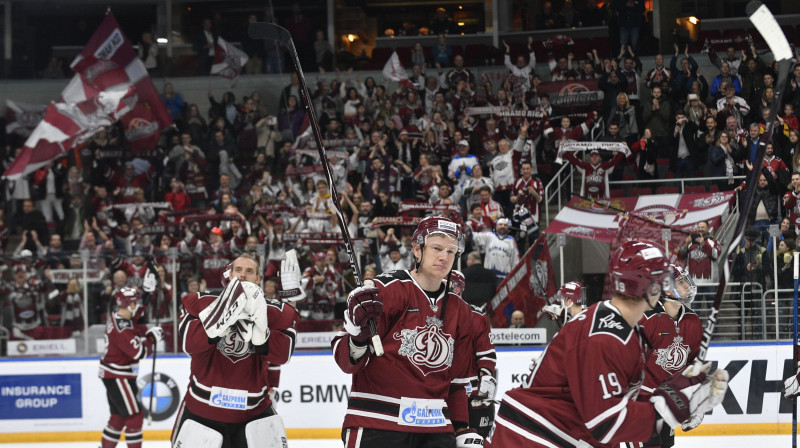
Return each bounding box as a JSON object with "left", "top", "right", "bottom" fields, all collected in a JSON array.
[
  {"left": 382, "top": 51, "right": 414, "bottom": 88},
  {"left": 211, "top": 37, "right": 249, "bottom": 80},
  {"left": 5, "top": 100, "right": 47, "bottom": 137}
]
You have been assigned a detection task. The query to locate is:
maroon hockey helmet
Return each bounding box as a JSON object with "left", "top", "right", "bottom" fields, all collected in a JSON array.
[
  {"left": 609, "top": 241, "right": 671, "bottom": 300},
  {"left": 556, "top": 281, "right": 585, "bottom": 306},
  {"left": 115, "top": 286, "right": 142, "bottom": 309},
  {"left": 448, "top": 270, "right": 466, "bottom": 297},
  {"left": 412, "top": 216, "right": 465, "bottom": 254}
]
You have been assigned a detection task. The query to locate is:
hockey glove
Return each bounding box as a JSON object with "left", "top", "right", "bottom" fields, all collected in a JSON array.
[
  {"left": 146, "top": 326, "right": 163, "bottom": 344},
  {"left": 343, "top": 281, "right": 382, "bottom": 341},
  {"left": 241, "top": 281, "right": 270, "bottom": 346},
  {"left": 477, "top": 374, "right": 497, "bottom": 401},
  {"left": 142, "top": 268, "right": 157, "bottom": 293},
  {"left": 455, "top": 429, "right": 484, "bottom": 448},
  {"left": 278, "top": 250, "right": 306, "bottom": 302},
  {"left": 784, "top": 368, "right": 800, "bottom": 398},
  {"left": 541, "top": 303, "right": 564, "bottom": 321},
  {"left": 650, "top": 361, "right": 728, "bottom": 429},
  {"left": 199, "top": 277, "right": 248, "bottom": 338},
  {"left": 681, "top": 412, "right": 704, "bottom": 432}
]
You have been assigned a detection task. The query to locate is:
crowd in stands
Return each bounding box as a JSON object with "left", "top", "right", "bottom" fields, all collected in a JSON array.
[{"left": 3, "top": 5, "right": 800, "bottom": 343}]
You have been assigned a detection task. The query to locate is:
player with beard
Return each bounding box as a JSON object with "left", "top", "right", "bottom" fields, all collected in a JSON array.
[
  {"left": 488, "top": 241, "right": 729, "bottom": 447},
  {"left": 333, "top": 216, "right": 483, "bottom": 448},
  {"left": 633, "top": 264, "right": 703, "bottom": 448},
  {"left": 171, "top": 253, "right": 302, "bottom": 448},
  {"left": 470, "top": 217, "right": 519, "bottom": 282}
]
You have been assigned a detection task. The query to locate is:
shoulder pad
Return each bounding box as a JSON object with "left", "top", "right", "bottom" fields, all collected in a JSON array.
[
  {"left": 469, "top": 303, "right": 487, "bottom": 314},
  {"left": 373, "top": 270, "right": 410, "bottom": 285},
  {"left": 589, "top": 303, "right": 633, "bottom": 343}
]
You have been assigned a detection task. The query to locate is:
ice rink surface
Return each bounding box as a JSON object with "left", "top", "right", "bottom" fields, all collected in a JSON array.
[{"left": 0, "top": 435, "right": 793, "bottom": 447}]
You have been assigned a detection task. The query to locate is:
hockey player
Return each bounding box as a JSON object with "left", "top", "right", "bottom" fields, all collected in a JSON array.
[
  {"left": 488, "top": 241, "right": 729, "bottom": 447},
  {"left": 449, "top": 270, "right": 498, "bottom": 439},
  {"left": 99, "top": 287, "right": 163, "bottom": 448},
  {"left": 333, "top": 216, "right": 484, "bottom": 448},
  {"left": 470, "top": 217, "right": 520, "bottom": 282},
  {"left": 171, "top": 252, "right": 303, "bottom": 448},
  {"left": 542, "top": 281, "right": 586, "bottom": 327},
  {"left": 637, "top": 264, "right": 703, "bottom": 448}
]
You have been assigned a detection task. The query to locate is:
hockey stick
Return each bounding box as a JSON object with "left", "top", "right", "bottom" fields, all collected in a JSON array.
[
  {"left": 145, "top": 260, "right": 161, "bottom": 425},
  {"left": 248, "top": 23, "right": 384, "bottom": 356},
  {"left": 696, "top": 0, "right": 793, "bottom": 364},
  {"left": 793, "top": 255, "right": 798, "bottom": 447}
]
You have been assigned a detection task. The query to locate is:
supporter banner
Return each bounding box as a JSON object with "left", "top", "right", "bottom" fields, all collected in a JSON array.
[
  {"left": 479, "top": 72, "right": 525, "bottom": 104},
  {"left": 488, "top": 328, "right": 546, "bottom": 345},
  {"left": 558, "top": 141, "right": 631, "bottom": 157},
  {"left": 382, "top": 51, "right": 412, "bottom": 88},
  {"left": 295, "top": 149, "right": 351, "bottom": 160},
  {"left": 303, "top": 140, "right": 361, "bottom": 151},
  {"left": 109, "top": 202, "right": 171, "bottom": 211},
  {"left": 488, "top": 234, "right": 556, "bottom": 329},
  {"left": 6, "top": 339, "right": 77, "bottom": 356},
  {"left": 183, "top": 213, "right": 244, "bottom": 225},
  {"left": 49, "top": 269, "right": 106, "bottom": 284},
  {"left": 399, "top": 202, "right": 462, "bottom": 215},
  {"left": 545, "top": 192, "right": 736, "bottom": 243},
  {"left": 286, "top": 165, "right": 324, "bottom": 176},
  {"left": 465, "top": 106, "right": 546, "bottom": 119},
  {"left": 5, "top": 100, "right": 46, "bottom": 137},
  {"left": 211, "top": 37, "right": 249, "bottom": 81},
  {"left": 140, "top": 224, "right": 181, "bottom": 235},
  {"left": 370, "top": 216, "right": 423, "bottom": 229},
  {"left": 536, "top": 79, "right": 604, "bottom": 113},
  {"left": 254, "top": 204, "right": 306, "bottom": 216},
  {"left": 0, "top": 373, "right": 82, "bottom": 419}
]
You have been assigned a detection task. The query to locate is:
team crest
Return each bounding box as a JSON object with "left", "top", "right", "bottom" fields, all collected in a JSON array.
[
  {"left": 217, "top": 331, "right": 252, "bottom": 364},
  {"left": 655, "top": 336, "right": 690, "bottom": 372},
  {"left": 394, "top": 316, "right": 454, "bottom": 376}
]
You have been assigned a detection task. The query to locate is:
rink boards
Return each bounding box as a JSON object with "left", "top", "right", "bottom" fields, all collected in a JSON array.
[{"left": 0, "top": 341, "right": 794, "bottom": 442}]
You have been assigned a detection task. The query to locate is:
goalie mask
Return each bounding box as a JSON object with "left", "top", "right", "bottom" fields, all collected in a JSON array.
[
  {"left": 609, "top": 241, "right": 672, "bottom": 302},
  {"left": 664, "top": 264, "right": 697, "bottom": 305}
]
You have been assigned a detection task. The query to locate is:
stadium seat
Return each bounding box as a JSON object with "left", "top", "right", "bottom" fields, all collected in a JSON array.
[
  {"left": 709, "top": 184, "right": 721, "bottom": 192},
  {"left": 684, "top": 185, "right": 706, "bottom": 194},
  {"left": 622, "top": 174, "right": 635, "bottom": 181},
  {"left": 656, "top": 187, "right": 679, "bottom": 194},
  {"left": 630, "top": 187, "right": 652, "bottom": 196},
  {"left": 609, "top": 189, "right": 625, "bottom": 198}
]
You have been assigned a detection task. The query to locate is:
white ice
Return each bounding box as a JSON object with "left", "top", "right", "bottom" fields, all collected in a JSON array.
[{"left": 0, "top": 435, "right": 792, "bottom": 447}]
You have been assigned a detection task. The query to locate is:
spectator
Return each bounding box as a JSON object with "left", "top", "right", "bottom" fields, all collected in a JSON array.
[
  {"left": 707, "top": 131, "right": 738, "bottom": 191},
  {"left": 284, "top": 4, "right": 313, "bottom": 67},
  {"left": 710, "top": 62, "right": 742, "bottom": 99},
  {"left": 742, "top": 167, "right": 779, "bottom": 241},
  {"left": 41, "top": 56, "right": 65, "bottom": 79},
  {"left": 430, "top": 7, "right": 456, "bottom": 35},
  {"left": 678, "top": 220, "right": 721, "bottom": 304},
  {"left": 52, "top": 278, "right": 85, "bottom": 335},
  {"left": 208, "top": 91, "right": 239, "bottom": 128},
  {"left": 138, "top": 32, "right": 158, "bottom": 76},
  {"left": 17, "top": 199, "right": 49, "bottom": 253},
  {"left": 277, "top": 95, "right": 306, "bottom": 141},
  {"left": 432, "top": 34, "right": 453, "bottom": 68},
  {"left": 314, "top": 29, "right": 333, "bottom": 71},
  {"left": 610, "top": 92, "right": 639, "bottom": 144},
  {"left": 684, "top": 93, "right": 708, "bottom": 127},
  {"left": 645, "top": 54, "right": 671, "bottom": 90},
  {"left": 614, "top": 0, "right": 645, "bottom": 51},
  {"left": 193, "top": 18, "right": 217, "bottom": 75},
  {"left": 716, "top": 82, "right": 750, "bottom": 129},
  {"left": 671, "top": 110, "right": 701, "bottom": 179},
  {"left": 411, "top": 42, "right": 427, "bottom": 69},
  {"left": 562, "top": 148, "right": 624, "bottom": 199},
  {"left": 509, "top": 310, "right": 525, "bottom": 328},
  {"left": 643, "top": 86, "right": 671, "bottom": 153},
  {"left": 630, "top": 128, "right": 658, "bottom": 180},
  {"left": 783, "top": 172, "right": 800, "bottom": 233},
  {"left": 471, "top": 217, "right": 519, "bottom": 282},
  {"left": 462, "top": 251, "right": 498, "bottom": 307},
  {"left": 503, "top": 37, "right": 537, "bottom": 90},
  {"left": 242, "top": 14, "right": 265, "bottom": 75},
  {"left": 670, "top": 44, "right": 698, "bottom": 101},
  {"left": 732, "top": 228, "right": 766, "bottom": 288}
]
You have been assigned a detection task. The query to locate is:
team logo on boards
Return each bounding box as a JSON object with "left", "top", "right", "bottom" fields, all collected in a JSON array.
[{"left": 394, "top": 317, "right": 454, "bottom": 376}]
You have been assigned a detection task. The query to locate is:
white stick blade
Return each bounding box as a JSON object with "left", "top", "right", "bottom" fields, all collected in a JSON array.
[{"left": 748, "top": 2, "right": 792, "bottom": 61}]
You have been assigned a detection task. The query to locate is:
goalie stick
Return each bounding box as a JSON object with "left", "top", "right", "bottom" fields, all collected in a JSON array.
[
  {"left": 696, "top": 1, "right": 793, "bottom": 366},
  {"left": 248, "top": 22, "right": 384, "bottom": 356}
]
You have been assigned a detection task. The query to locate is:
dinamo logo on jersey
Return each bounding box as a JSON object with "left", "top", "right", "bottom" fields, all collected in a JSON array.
[
  {"left": 217, "top": 331, "right": 252, "bottom": 363},
  {"left": 655, "top": 336, "right": 690, "bottom": 372},
  {"left": 137, "top": 372, "right": 181, "bottom": 421},
  {"left": 394, "top": 316, "right": 454, "bottom": 376}
]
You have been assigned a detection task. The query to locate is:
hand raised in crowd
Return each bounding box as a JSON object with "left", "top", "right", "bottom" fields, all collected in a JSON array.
[{"left": 503, "top": 40, "right": 511, "bottom": 54}]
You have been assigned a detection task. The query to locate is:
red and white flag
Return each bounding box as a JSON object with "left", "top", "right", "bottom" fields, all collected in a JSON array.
[
  {"left": 211, "top": 37, "right": 249, "bottom": 80},
  {"left": 3, "top": 87, "right": 137, "bottom": 180},
  {"left": 382, "top": 51, "right": 414, "bottom": 88},
  {"left": 5, "top": 100, "right": 47, "bottom": 137},
  {"left": 2, "top": 12, "right": 172, "bottom": 180}
]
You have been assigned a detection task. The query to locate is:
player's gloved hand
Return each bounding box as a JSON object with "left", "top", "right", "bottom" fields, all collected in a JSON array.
[
  {"left": 269, "top": 388, "right": 279, "bottom": 409},
  {"left": 681, "top": 412, "right": 704, "bottom": 431},
  {"left": 477, "top": 374, "right": 497, "bottom": 401},
  {"left": 455, "top": 429, "right": 484, "bottom": 448},
  {"left": 541, "top": 303, "right": 564, "bottom": 320},
  {"left": 278, "top": 250, "right": 306, "bottom": 302},
  {"left": 343, "top": 281, "right": 382, "bottom": 341},
  {"left": 142, "top": 267, "right": 157, "bottom": 293},
  {"left": 241, "top": 281, "right": 270, "bottom": 346},
  {"left": 146, "top": 326, "right": 163, "bottom": 344},
  {"left": 784, "top": 367, "right": 800, "bottom": 398},
  {"left": 650, "top": 361, "right": 728, "bottom": 429},
  {"left": 529, "top": 356, "right": 538, "bottom": 372},
  {"left": 199, "top": 277, "right": 248, "bottom": 338}
]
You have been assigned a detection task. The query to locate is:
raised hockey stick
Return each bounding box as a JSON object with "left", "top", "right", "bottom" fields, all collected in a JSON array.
[
  {"left": 248, "top": 22, "right": 384, "bottom": 356},
  {"left": 145, "top": 260, "right": 161, "bottom": 425},
  {"left": 793, "top": 255, "right": 799, "bottom": 447},
  {"left": 696, "top": 0, "right": 793, "bottom": 364}
]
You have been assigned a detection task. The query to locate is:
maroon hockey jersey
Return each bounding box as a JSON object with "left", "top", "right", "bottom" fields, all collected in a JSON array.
[
  {"left": 177, "top": 291, "right": 299, "bottom": 423},
  {"left": 467, "top": 306, "right": 496, "bottom": 395},
  {"left": 639, "top": 302, "right": 702, "bottom": 396},
  {"left": 489, "top": 301, "right": 657, "bottom": 447},
  {"left": 563, "top": 151, "right": 624, "bottom": 199},
  {"left": 98, "top": 313, "right": 154, "bottom": 379},
  {"left": 332, "top": 270, "right": 475, "bottom": 434}
]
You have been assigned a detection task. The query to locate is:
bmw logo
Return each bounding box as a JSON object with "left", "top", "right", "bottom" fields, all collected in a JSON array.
[{"left": 137, "top": 372, "right": 181, "bottom": 421}]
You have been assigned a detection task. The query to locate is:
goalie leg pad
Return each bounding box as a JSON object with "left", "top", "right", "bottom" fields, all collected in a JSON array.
[
  {"left": 173, "top": 419, "right": 224, "bottom": 448},
  {"left": 245, "top": 414, "right": 288, "bottom": 448}
]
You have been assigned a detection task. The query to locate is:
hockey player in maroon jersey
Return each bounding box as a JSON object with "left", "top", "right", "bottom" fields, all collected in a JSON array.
[
  {"left": 98, "top": 287, "right": 162, "bottom": 448},
  {"left": 171, "top": 252, "right": 303, "bottom": 448},
  {"left": 542, "top": 281, "right": 586, "bottom": 328},
  {"left": 488, "top": 241, "right": 729, "bottom": 447},
  {"left": 562, "top": 147, "right": 625, "bottom": 199},
  {"left": 449, "top": 270, "right": 498, "bottom": 439},
  {"left": 637, "top": 264, "right": 703, "bottom": 448},
  {"left": 333, "top": 216, "right": 483, "bottom": 448}
]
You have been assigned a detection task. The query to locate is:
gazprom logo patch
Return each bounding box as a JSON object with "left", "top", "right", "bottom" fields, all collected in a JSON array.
[
  {"left": 398, "top": 398, "right": 446, "bottom": 427},
  {"left": 209, "top": 386, "right": 247, "bottom": 410},
  {"left": 437, "top": 220, "right": 457, "bottom": 232}
]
